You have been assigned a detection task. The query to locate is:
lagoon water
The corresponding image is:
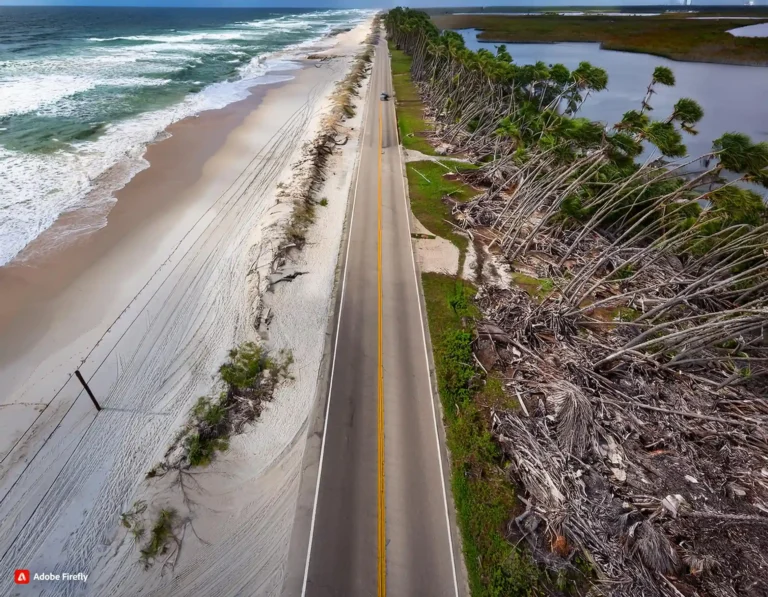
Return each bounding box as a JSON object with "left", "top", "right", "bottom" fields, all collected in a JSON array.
[
  {"left": 457, "top": 29, "right": 768, "bottom": 167},
  {"left": 728, "top": 22, "right": 768, "bottom": 37}
]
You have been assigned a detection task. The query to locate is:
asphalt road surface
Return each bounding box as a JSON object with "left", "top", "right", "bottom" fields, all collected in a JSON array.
[{"left": 285, "top": 37, "right": 467, "bottom": 597}]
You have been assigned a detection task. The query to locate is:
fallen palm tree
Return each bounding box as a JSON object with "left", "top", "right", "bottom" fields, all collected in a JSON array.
[
  {"left": 475, "top": 282, "right": 768, "bottom": 597},
  {"left": 440, "top": 57, "right": 768, "bottom": 385},
  {"left": 387, "top": 7, "right": 768, "bottom": 596}
]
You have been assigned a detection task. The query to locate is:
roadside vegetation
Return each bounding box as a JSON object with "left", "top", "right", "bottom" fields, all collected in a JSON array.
[
  {"left": 423, "top": 274, "right": 555, "bottom": 596},
  {"left": 431, "top": 13, "right": 768, "bottom": 66},
  {"left": 388, "top": 7, "right": 768, "bottom": 597},
  {"left": 407, "top": 159, "right": 478, "bottom": 260},
  {"left": 388, "top": 41, "right": 436, "bottom": 155}
]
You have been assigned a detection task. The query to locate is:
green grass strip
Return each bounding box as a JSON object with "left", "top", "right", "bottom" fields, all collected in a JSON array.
[
  {"left": 407, "top": 160, "right": 478, "bottom": 264},
  {"left": 421, "top": 273, "right": 542, "bottom": 597},
  {"left": 388, "top": 40, "right": 437, "bottom": 155}
]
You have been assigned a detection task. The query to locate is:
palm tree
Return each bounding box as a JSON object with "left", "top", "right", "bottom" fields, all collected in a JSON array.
[{"left": 640, "top": 65, "right": 675, "bottom": 114}]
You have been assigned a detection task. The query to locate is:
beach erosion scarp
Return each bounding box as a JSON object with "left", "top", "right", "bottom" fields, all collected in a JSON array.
[{"left": 0, "top": 19, "right": 373, "bottom": 597}]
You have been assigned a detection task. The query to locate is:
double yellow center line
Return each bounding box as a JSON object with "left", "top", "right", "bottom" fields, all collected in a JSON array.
[{"left": 376, "top": 100, "right": 386, "bottom": 597}]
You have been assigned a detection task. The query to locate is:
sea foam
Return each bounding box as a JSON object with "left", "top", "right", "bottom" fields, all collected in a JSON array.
[{"left": 0, "top": 9, "right": 372, "bottom": 265}]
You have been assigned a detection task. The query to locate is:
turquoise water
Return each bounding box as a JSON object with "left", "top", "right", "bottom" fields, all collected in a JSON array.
[{"left": 0, "top": 7, "right": 370, "bottom": 264}]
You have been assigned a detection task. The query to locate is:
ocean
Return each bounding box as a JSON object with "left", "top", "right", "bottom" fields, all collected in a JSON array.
[{"left": 0, "top": 6, "right": 370, "bottom": 265}]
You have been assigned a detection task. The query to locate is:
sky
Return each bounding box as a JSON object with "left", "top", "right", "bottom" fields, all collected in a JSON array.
[
  {"left": 0, "top": 0, "right": 758, "bottom": 6},
  {"left": 0, "top": 0, "right": 761, "bottom": 6}
]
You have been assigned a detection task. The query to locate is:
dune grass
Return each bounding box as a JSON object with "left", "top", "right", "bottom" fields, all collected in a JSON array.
[
  {"left": 431, "top": 14, "right": 768, "bottom": 66},
  {"left": 138, "top": 508, "right": 179, "bottom": 569},
  {"left": 145, "top": 341, "right": 292, "bottom": 480}
]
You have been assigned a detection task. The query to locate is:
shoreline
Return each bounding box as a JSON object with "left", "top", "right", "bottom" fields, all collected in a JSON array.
[
  {"left": 0, "top": 72, "right": 288, "bottom": 408},
  {"left": 0, "top": 9, "right": 364, "bottom": 268},
  {"left": 0, "top": 19, "right": 373, "bottom": 596},
  {"left": 0, "top": 23, "right": 352, "bottom": 406}
]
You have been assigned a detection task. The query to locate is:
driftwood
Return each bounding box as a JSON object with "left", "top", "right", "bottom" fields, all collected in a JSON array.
[{"left": 267, "top": 270, "right": 308, "bottom": 289}]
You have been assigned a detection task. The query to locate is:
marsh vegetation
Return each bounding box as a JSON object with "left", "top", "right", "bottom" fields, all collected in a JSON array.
[{"left": 431, "top": 13, "right": 768, "bottom": 66}]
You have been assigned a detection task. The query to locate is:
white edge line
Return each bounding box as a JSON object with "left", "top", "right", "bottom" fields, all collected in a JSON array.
[
  {"left": 300, "top": 42, "right": 374, "bottom": 597},
  {"left": 387, "top": 46, "right": 461, "bottom": 597}
]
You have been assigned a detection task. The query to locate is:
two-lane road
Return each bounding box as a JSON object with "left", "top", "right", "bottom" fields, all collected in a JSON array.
[{"left": 284, "top": 36, "right": 466, "bottom": 597}]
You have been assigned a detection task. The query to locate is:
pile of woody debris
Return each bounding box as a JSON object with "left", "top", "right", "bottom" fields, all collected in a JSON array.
[{"left": 470, "top": 221, "right": 768, "bottom": 596}]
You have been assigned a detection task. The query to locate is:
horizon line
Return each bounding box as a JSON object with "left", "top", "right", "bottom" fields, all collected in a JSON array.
[
  {"left": 0, "top": 2, "right": 751, "bottom": 5},
  {"left": 0, "top": 3, "right": 378, "bottom": 7}
]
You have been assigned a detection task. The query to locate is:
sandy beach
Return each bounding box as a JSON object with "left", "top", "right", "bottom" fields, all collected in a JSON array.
[{"left": 0, "top": 19, "right": 372, "bottom": 596}]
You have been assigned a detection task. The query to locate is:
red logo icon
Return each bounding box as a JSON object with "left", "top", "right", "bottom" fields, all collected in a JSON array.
[{"left": 14, "top": 570, "right": 30, "bottom": 584}]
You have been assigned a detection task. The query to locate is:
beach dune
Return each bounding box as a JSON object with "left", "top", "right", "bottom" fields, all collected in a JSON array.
[{"left": 0, "top": 20, "right": 372, "bottom": 596}]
